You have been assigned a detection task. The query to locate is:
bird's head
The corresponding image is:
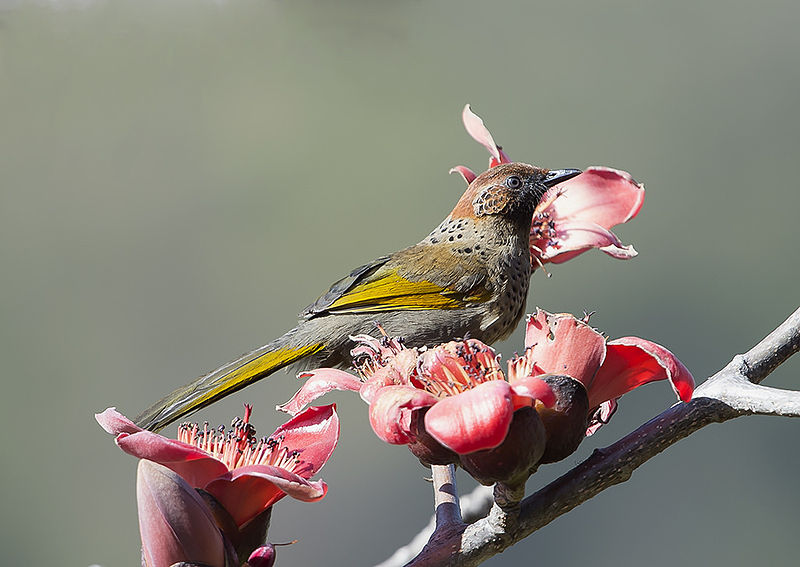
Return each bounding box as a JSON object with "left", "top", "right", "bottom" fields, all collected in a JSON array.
[{"left": 449, "top": 163, "right": 581, "bottom": 224}]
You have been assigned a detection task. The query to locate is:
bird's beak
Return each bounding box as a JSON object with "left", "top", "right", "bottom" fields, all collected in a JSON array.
[{"left": 543, "top": 168, "right": 582, "bottom": 188}]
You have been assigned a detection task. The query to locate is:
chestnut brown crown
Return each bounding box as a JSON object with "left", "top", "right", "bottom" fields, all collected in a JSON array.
[{"left": 450, "top": 163, "right": 581, "bottom": 221}]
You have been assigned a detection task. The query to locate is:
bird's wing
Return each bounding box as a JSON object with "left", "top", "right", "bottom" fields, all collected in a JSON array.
[{"left": 302, "top": 251, "right": 491, "bottom": 318}]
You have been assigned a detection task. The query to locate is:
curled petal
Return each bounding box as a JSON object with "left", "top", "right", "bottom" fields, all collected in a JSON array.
[
  {"left": 114, "top": 431, "right": 229, "bottom": 488},
  {"left": 587, "top": 337, "right": 695, "bottom": 409},
  {"left": 449, "top": 165, "right": 477, "bottom": 185},
  {"left": 359, "top": 348, "right": 419, "bottom": 403},
  {"left": 599, "top": 242, "right": 639, "bottom": 260},
  {"left": 271, "top": 404, "right": 340, "bottom": 478},
  {"left": 137, "top": 460, "right": 225, "bottom": 567},
  {"left": 369, "top": 385, "right": 439, "bottom": 445},
  {"left": 524, "top": 309, "right": 607, "bottom": 385},
  {"left": 205, "top": 465, "right": 328, "bottom": 528},
  {"left": 349, "top": 333, "right": 406, "bottom": 362},
  {"left": 510, "top": 376, "right": 557, "bottom": 409},
  {"left": 277, "top": 369, "right": 361, "bottom": 415},
  {"left": 462, "top": 104, "right": 511, "bottom": 166},
  {"left": 586, "top": 399, "right": 618, "bottom": 436},
  {"left": 424, "top": 380, "right": 515, "bottom": 454},
  {"left": 462, "top": 104, "right": 500, "bottom": 162},
  {"left": 97, "top": 407, "right": 230, "bottom": 487},
  {"left": 532, "top": 220, "right": 637, "bottom": 264}
]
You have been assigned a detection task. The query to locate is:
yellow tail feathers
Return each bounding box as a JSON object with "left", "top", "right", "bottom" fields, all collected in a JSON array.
[{"left": 134, "top": 342, "right": 324, "bottom": 431}]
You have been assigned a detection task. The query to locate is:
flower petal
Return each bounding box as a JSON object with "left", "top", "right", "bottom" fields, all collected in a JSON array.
[
  {"left": 586, "top": 399, "right": 618, "bottom": 436},
  {"left": 137, "top": 460, "right": 225, "bottom": 567},
  {"left": 368, "top": 385, "right": 439, "bottom": 445},
  {"left": 424, "top": 380, "right": 515, "bottom": 454},
  {"left": 205, "top": 465, "right": 328, "bottom": 528},
  {"left": 359, "top": 349, "right": 418, "bottom": 403},
  {"left": 113, "top": 430, "right": 230, "bottom": 488},
  {"left": 461, "top": 104, "right": 511, "bottom": 166},
  {"left": 530, "top": 166, "right": 642, "bottom": 265},
  {"left": 545, "top": 166, "right": 644, "bottom": 227},
  {"left": 270, "top": 404, "right": 340, "bottom": 479},
  {"left": 510, "top": 376, "right": 557, "bottom": 409},
  {"left": 277, "top": 369, "right": 361, "bottom": 415},
  {"left": 98, "top": 407, "right": 230, "bottom": 487},
  {"left": 532, "top": 220, "right": 636, "bottom": 264},
  {"left": 524, "top": 309, "right": 607, "bottom": 386},
  {"left": 599, "top": 242, "right": 639, "bottom": 260},
  {"left": 587, "top": 337, "right": 695, "bottom": 409},
  {"left": 449, "top": 165, "right": 477, "bottom": 185},
  {"left": 462, "top": 104, "right": 501, "bottom": 162},
  {"left": 95, "top": 407, "right": 142, "bottom": 435}
]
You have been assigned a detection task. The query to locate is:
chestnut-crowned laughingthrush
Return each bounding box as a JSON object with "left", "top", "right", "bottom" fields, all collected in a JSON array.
[{"left": 135, "top": 163, "right": 581, "bottom": 431}]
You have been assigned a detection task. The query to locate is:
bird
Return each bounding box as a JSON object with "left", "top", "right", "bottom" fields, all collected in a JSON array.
[{"left": 135, "top": 162, "right": 581, "bottom": 431}]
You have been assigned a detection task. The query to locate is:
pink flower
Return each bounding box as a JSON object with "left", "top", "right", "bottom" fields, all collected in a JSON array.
[
  {"left": 136, "top": 459, "right": 231, "bottom": 567},
  {"left": 452, "top": 104, "right": 643, "bottom": 267},
  {"left": 97, "top": 404, "right": 339, "bottom": 529},
  {"left": 279, "top": 336, "right": 555, "bottom": 472},
  {"left": 529, "top": 167, "right": 643, "bottom": 265},
  {"left": 523, "top": 308, "right": 695, "bottom": 435}
]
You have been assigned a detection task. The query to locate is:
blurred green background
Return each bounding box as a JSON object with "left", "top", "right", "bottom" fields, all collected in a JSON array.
[{"left": 1, "top": 1, "right": 798, "bottom": 565}]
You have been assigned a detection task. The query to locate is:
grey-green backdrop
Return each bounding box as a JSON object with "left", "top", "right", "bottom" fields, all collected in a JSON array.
[{"left": 1, "top": 1, "right": 798, "bottom": 566}]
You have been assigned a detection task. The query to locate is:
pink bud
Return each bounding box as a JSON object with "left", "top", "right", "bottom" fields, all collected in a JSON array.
[
  {"left": 247, "top": 544, "right": 276, "bottom": 567},
  {"left": 136, "top": 460, "right": 225, "bottom": 567}
]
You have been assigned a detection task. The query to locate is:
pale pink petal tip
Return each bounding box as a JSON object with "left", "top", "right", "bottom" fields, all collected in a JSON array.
[
  {"left": 449, "top": 165, "right": 477, "bottom": 185},
  {"left": 600, "top": 243, "right": 638, "bottom": 259},
  {"left": 462, "top": 104, "right": 500, "bottom": 161},
  {"left": 95, "top": 407, "right": 141, "bottom": 435}
]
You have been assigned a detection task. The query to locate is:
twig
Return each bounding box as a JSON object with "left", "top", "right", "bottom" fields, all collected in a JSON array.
[{"left": 432, "top": 464, "right": 462, "bottom": 529}]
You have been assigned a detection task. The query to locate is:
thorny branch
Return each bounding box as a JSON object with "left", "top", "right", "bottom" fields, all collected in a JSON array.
[{"left": 375, "top": 307, "right": 800, "bottom": 567}]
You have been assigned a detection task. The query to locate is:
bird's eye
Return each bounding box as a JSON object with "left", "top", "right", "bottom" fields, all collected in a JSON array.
[{"left": 505, "top": 175, "right": 523, "bottom": 189}]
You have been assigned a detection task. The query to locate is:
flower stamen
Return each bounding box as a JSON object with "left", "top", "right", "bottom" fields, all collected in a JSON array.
[{"left": 177, "top": 405, "right": 307, "bottom": 474}]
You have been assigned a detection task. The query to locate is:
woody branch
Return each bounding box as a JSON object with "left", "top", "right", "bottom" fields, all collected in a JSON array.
[{"left": 376, "top": 306, "right": 800, "bottom": 567}]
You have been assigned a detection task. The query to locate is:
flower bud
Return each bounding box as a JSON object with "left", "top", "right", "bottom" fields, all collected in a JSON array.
[
  {"left": 459, "top": 407, "right": 546, "bottom": 486},
  {"left": 406, "top": 407, "right": 459, "bottom": 466},
  {"left": 136, "top": 460, "right": 226, "bottom": 567},
  {"left": 245, "top": 544, "right": 276, "bottom": 567},
  {"left": 535, "top": 375, "right": 590, "bottom": 464}
]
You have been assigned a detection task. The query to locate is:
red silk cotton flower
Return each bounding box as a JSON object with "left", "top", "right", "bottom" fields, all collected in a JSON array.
[
  {"left": 96, "top": 404, "right": 339, "bottom": 529},
  {"left": 523, "top": 309, "right": 695, "bottom": 435},
  {"left": 451, "top": 104, "right": 643, "bottom": 268},
  {"left": 279, "top": 336, "right": 556, "bottom": 477}
]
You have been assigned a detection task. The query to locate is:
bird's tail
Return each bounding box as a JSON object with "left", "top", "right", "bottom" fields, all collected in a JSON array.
[{"left": 134, "top": 328, "right": 325, "bottom": 431}]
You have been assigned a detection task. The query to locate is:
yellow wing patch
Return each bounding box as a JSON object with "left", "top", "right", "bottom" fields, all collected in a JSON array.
[{"left": 325, "top": 270, "right": 490, "bottom": 313}]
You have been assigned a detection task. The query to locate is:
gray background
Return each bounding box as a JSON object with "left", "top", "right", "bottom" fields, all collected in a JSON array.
[{"left": 1, "top": 1, "right": 798, "bottom": 565}]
